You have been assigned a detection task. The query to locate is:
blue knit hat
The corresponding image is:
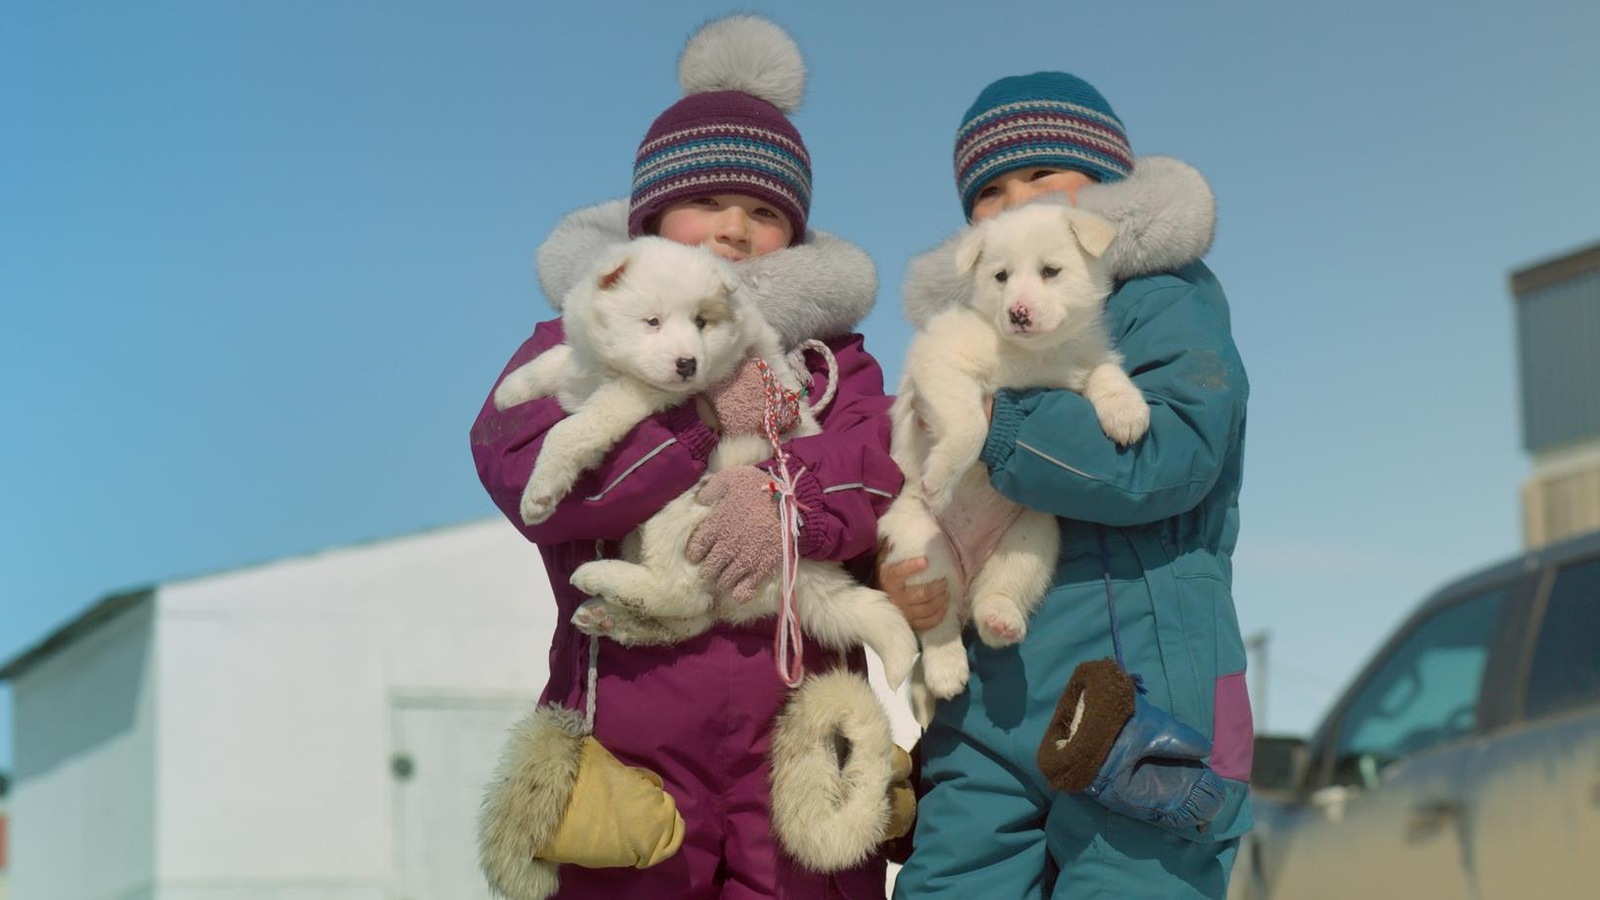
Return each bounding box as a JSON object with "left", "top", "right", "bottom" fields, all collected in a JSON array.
[{"left": 954, "top": 72, "right": 1134, "bottom": 219}]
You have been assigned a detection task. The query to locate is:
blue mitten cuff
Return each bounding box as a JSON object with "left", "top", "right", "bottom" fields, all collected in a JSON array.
[{"left": 1085, "top": 694, "right": 1226, "bottom": 835}]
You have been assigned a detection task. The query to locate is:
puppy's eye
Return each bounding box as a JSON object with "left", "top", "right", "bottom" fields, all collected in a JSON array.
[
  {"left": 994, "top": 270, "right": 1009, "bottom": 284},
  {"left": 645, "top": 317, "right": 660, "bottom": 327},
  {"left": 1040, "top": 266, "right": 1061, "bottom": 279},
  {"left": 694, "top": 315, "right": 707, "bottom": 330}
]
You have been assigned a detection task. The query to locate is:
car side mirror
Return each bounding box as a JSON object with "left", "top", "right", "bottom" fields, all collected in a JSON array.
[{"left": 1250, "top": 733, "right": 1308, "bottom": 795}]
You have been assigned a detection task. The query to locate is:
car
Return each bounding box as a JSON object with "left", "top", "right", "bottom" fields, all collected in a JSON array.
[{"left": 1232, "top": 528, "right": 1600, "bottom": 899}]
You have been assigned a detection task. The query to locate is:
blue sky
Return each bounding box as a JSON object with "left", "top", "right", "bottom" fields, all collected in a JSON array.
[{"left": 5, "top": 0, "right": 1598, "bottom": 769}]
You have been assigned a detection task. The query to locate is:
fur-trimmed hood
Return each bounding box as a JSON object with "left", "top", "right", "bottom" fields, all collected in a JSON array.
[
  {"left": 902, "top": 156, "right": 1216, "bottom": 327},
  {"left": 535, "top": 199, "right": 877, "bottom": 349}
]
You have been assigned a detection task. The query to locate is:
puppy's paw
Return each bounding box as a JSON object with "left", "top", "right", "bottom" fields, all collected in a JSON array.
[
  {"left": 568, "top": 562, "right": 609, "bottom": 601},
  {"left": 493, "top": 374, "right": 534, "bottom": 411},
  {"left": 921, "top": 643, "right": 970, "bottom": 700},
  {"left": 571, "top": 600, "right": 615, "bottom": 636},
  {"left": 1096, "top": 394, "right": 1150, "bottom": 446},
  {"left": 973, "top": 597, "right": 1027, "bottom": 648},
  {"left": 519, "top": 488, "right": 556, "bottom": 526}
]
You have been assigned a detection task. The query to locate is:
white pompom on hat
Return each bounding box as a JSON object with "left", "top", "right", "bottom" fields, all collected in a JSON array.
[{"left": 678, "top": 14, "right": 806, "bottom": 113}]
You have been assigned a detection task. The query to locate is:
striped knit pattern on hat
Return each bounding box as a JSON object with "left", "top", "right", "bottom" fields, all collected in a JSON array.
[
  {"left": 955, "top": 72, "right": 1133, "bottom": 219},
  {"left": 629, "top": 90, "right": 812, "bottom": 243}
]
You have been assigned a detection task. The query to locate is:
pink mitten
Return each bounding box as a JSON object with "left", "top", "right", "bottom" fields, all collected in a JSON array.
[
  {"left": 687, "top": 466, "right": 783, "bottom": 604},
  {"left": 704, "top": 356, "right": 800, "bottom": 438}
]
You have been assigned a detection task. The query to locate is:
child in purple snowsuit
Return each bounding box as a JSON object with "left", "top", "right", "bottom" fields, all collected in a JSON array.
[{"left": 470, "top": 16, "right": 901, "bottom": 900}]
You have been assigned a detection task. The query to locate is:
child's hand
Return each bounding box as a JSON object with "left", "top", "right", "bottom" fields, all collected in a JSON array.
[
  {"left": 877, "top": 542, "right": 948, "bottom": 631},
  {"left": 687, "top": 465, "right": 782, "bottom": 602}
]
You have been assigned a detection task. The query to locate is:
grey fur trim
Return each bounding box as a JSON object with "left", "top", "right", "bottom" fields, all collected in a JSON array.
[
  {"left": 902, "top": 155, "right": 1217, "bottom": 327},
  {"left": 769, "top": 670, "right": 896, "bottom": 872},
  {"left": 679, "top": 15, "right": 805, "bottom": 113},
  {"left": 535, "top": 199, "right": 877, "bottom": 347},
  {"left": 1077, "top": 156, "right": 1216, "bottom": 282},
  {"left": 737, "top": 229, "right": 876, "bottom": 346},
  {"left": 477, "top": 704, "right": 586, "bottom": 900},
  {"left": 535, "top": 200, "right": 633, "bottom": 312}
]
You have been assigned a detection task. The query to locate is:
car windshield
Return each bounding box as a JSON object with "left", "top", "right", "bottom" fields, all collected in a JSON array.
[{"left": 1329, "top": 587, "right": 1507, "bottom": 786}]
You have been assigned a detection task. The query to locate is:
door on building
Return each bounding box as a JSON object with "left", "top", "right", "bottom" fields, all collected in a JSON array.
[{"left": 390, "top": 694, "right": 533, "bottom": 900}]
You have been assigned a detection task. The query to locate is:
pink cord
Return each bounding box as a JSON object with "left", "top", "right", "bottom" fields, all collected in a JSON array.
[{"left": 756, "top": 358, "right": 808, "bottom": 687}]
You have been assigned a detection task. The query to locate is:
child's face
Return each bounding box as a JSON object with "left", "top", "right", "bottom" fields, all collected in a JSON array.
[
  {"left": 970, "top": 167, "right": 1096, "bottom": 222},
  {"left": 655, "top": 194, "right": 795, "bottom": 261}
]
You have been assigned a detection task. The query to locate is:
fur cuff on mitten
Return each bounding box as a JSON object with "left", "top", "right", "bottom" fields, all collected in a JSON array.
[
  {"left": 1037, "top": 657, "right": 1137, "bottom": 793},
  {"left": 770, "top": 670, "right": 905, "bottom": 872},
  {"left": 687, "top": 465, "right": 783, "bottom": 603},
  {"left": 477, "top": 705, "right": 685, "bottom": 900}
]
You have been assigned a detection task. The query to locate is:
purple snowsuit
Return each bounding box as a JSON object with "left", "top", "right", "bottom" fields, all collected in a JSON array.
[{"left": 470, "top": 310, "right": 901, "bottom": 897}]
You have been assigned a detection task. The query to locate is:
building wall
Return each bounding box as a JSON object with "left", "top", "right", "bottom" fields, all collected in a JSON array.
[
  {"left": 1516, "top": 268, "right": 1600, "bottom": 453},
  {"left": 1523, "top": 443, "right": 1600, "bottom": 549},
  {"left": 9, "top": 601, "right": 158, "bottom": 900},
  {"left": 8, "top": 517, "right": 920, "bottom": 898},
  {"left": 1514, "top": 245, "right": 1600, "bottom": 547},
  {"left": 153, "top": 520, "right": 548, "bottom": 898}
]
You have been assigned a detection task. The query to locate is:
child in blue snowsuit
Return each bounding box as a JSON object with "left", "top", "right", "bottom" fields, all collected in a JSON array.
[{"left": 882, "top": 72, "right": 1254, "bottom": 899}]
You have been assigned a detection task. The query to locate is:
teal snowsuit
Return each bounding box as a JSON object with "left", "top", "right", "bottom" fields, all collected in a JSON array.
[{"left": 894, "top": 255, "right": 1254, "bottom": 899}]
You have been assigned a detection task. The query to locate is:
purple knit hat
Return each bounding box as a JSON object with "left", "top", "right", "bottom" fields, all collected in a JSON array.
[{"left": 628, "top": 16, "right": 812, "bottom": 243}]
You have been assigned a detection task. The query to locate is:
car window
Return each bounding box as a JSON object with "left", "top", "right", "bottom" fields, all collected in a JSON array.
[
  {"left": 1524, "top": 555, "right": 1600, "bottom": 721},
  {"left": 1328, "top": 587, "right": 1507, "bottom": 788}
]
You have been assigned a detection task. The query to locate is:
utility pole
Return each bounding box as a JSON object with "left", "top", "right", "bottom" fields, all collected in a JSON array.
[{"left": 1245, "top": 630, "right": 1269, "bottom": 733}]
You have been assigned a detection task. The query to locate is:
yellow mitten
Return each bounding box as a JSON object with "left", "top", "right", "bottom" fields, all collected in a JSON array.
[
  {"left": 538, "top": 735, "right": 686, "bottom": 869},
  {"left": 478, "top": 706, "right": 683, "bottom": 900},
  {"left": 882, "top": 744, "right": 917, "bottom": 842}
]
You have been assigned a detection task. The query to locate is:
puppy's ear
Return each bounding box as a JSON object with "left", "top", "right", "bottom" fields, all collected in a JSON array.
[
  {"left": 594, "top": 245, "right": 634, "bottom": 290},
  {"left": 955, "top": 224, "right": 988, "bottom": 277},
  {"left": 1068, "top": 211, "right": 1117, "bottom": 259}
]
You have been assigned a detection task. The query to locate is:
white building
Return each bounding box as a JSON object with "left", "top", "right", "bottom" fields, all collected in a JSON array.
[{"left": 1, "top": 519, "right": 916, "bottom": 899}]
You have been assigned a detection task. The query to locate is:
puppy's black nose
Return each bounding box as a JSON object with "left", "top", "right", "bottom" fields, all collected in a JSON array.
[
  {"left": 676, "top": 357, "right": 698, "bottom": 378},
  {"left": 1009, "top": 307, "right": 1031, "bottom": 327}
]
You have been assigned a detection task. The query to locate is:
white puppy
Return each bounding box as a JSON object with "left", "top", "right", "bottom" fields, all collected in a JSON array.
[
  {"left": 568, "top": 394, "right": 918, "bottom": 687},
  {"left": 493, "top": 237, "right": 751, "bottom": 525},
  {"left": 878, "top": 201, "right": 1150, "bottom": 720},
  {"left": 498, "top": 236, "right": 917, "bottom": 687}
]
